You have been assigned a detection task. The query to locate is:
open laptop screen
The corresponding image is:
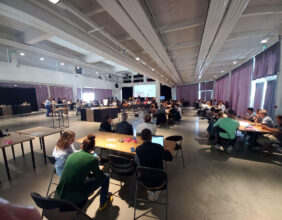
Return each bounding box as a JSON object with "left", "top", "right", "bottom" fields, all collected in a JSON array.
[{"left": 152, "top": 136, "right": 164, "bottom": 146}]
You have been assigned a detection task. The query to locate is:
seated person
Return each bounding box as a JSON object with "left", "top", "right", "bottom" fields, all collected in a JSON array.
[
  {"left": 136, "top": 114, "right": 157, "bottom": 135},
  {"left": 136, "top": 129, "right": 173, "bottom": 169},
  {"left": 52, "top": 131, "right": 76, "bottom": 177},
  {"left": 218, "top": 101, "right": 226, "bottom": 112},
  {"left": 214, "top": 109, "right": 239, "bottom": 153},
  {"left": 256, "top": 115, "right": 282, "bottom": 152},
  {"left": 100, "top": 115, "right": 113, "bottom": 132},
  {"left": 242, "top": 107, "right": 256, "bottom": 122},
  {"left": 56, "top": 134, "right": 113, "bottom": 211},
  {"left": 255, "top": 110, "right": 275, "bottom": 128},
  {"left": 156, "top": 104, "right": 167, "bottom": 125},
  {"left": 176, "top": 104, "right": 182, "bottom": 118},
  {"left": 168, "top": 104, "right": 181, "bottom": 122},
  {"left": 116, "top": 113, "right": 133, "bottom": 135}
]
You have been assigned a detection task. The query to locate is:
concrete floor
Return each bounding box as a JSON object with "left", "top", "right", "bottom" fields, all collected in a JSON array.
[{"left": 1, "top": 109, "right": 282, "bottom": 220}]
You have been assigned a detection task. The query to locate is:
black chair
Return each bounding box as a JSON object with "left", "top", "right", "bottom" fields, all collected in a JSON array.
[
  {"left": 134, "top": 166, "right": 168, "bottom": 220},
  {"left": 108, "top": 154, "right": 135, "bottom": 203},
  {"left": 165, "top": 135, "right": 185, "bottom": 168},
  {"left": 46, "top": 155, "right": 58, "bottom": 197},
  {"left": 213, "top": 126, "right": 236, "bottom": 153},
  {"left": 31, "top": 192, "right": 91, "bottom": 220}
]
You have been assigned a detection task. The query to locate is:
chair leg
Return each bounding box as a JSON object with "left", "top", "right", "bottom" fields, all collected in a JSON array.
[
  {"left": 133, "top": 176, "right": 138, "bottom": 220},
  {"left": 166, "top": 185, "right": 168, "bottom": 220},
  {"left": 181, "top": 149, "right": 185, "bottom": 168},
  {"left": 46, "top": 171, "right": 55, "bottom": 197},
  {"left": 175, "top": 149, "right": 179, "bottom": 157}
]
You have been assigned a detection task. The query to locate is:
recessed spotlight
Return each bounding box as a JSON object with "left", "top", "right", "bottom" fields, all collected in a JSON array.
[
  {"left": 76, "top": 66, "right": 80, "bottom": 69},
  {"left": 215, "top": 75, "right": 217, "bottom": 78},
  {"left": 60, "top": 62, "right": 64, "bottom": 66},
  {"left": 40, "top": 57, "right": 44, "bottom": 61},
  {"left": 48, "top": 0, "right": 60, "bottom": 4},
  {"left": 135, "top": 57, "right": 140, "bottom": 61},
  {"left": 233, "top": 61, "right": 237, "bottom": 64},
  {"left": 160, "top": 75, "right": 164, "bottom": 77},
  {"left": 20, "top": 52, "right": 25, "bottom": 56},
  {"left": 151, "top": 68, "right": 155, "bottom": 71},
  {"left": 96, "top": 71, "right": 98, "bottom": 74},
  {"left": 261, "top": 38, "right": 269, "bottom": 44},
  {"left": 221, "top": 70, "right": 224, "bottom": 73}
]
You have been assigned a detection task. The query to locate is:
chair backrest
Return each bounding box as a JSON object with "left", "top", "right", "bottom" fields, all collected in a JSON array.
[
  {"left": 165, "top": 135, "right": 183, "bottom": 143},
  {"left": 109, "top": 154, "right": 134, "bottom": 175},
  {"left": 30, "top": 192, "right": 75, "bottom": 211},
  {"left": 214, "top": 126, "right": 231, "bottom": 140},
  {"left": 136, "top": 166, "right": 167, "bottom": 190},
  {"left": 47, "top": 155, "right": 56, "bottom": 165}
]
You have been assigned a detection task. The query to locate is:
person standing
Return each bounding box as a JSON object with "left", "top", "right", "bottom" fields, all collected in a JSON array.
[{"left": 45, "top": 98, "right": 51, "bottom": 117}]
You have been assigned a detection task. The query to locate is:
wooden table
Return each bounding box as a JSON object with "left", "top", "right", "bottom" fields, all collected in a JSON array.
[
  {"left": 75, "top": 132, "right": 176, "bottom": 155},
  {"left": 16, "top": 127, "right": 63, "bottom": 164},
  {"left": 0, "top": 132, "right": 35, "bottom": 180}
]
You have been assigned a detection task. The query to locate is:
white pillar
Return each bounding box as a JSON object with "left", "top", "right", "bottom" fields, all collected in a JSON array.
[
  {"left": 155, "top": 80, "right": 160, "bottom": 104},
  {"left": 227, "top": 70, "right": 232, "bottom": 101},
  {"left": 275, "top": 37, "right": 282, "bottom": 115},
  {"left": 73, "top": 84, "right": 77, "bottom": 101},
  {"left": 47, "top": 85, "right": 51, "bottom": 98}
]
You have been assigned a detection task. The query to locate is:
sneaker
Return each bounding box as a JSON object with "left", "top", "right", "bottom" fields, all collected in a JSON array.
[
  {"left": 147, "top": 190, "right": 161, "bottom": 201},
  {"left": 214, "top": 144, "right": 220, "bottom": 150},
  {"left": 226, "top": 146, "right": 232, "bottom": 154},
  {"left": 277, "top": 147, "right": 282, "bottom": 153},
  {"left": 99, "top": 193, "right": 113, "bottom": 211}
]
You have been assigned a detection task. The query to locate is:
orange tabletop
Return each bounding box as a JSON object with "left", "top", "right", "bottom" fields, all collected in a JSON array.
[
  {"left": 75, "top": 132, "right": 175, "bottom": 155},
  {"left": 238, "top": 120, "right": 272, "bottom": 134}
]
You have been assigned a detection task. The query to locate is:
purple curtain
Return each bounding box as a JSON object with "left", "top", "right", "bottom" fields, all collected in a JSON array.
[
  {"left": 0, "top": 82, "right": 48, "bottom": 108},
  {"left": 50, "top": 86, "right": 73, "bottom": 101},
  {"left": 229, "top": 59, "right": 253, "bottom": 116},
  {"left": 200, "top": 91, "right": 206, "bottom": 101},
  {"left": 206, "top": 91, "right": 212, "bottom": 101},
  {"left": 214, "top": 74, "right": 229, "bottom": 102},
  {"left": 264, "top": 80, "right": 277, "bottom": 119},
  {"left": 81, "top": 88, "right": 112, "bottom": 101},
  {"left": 200, "top": 81, "right": 213, "bottom": 90},
  {"left": 253, "top": 82, "right": 264, "bottom": 111},
  {"left": 176, "top": 83, "right": 199, "bottom": 103},
  {"left": 253, "top": 42, "right": 280, "bottom": 80}
]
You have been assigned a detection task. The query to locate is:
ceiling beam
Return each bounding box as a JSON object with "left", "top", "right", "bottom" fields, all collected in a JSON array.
[
  {"left": 242, "top": 4, "right": 282, "bottom": 17},
  {"left": 23, "top": 28, "right": 52, "bottom": 45},
  {"left": 0, "top": 0, "right": 168, "bottom": 84},
  {"left": 86, "top": 8, "right": 105, "bottom": 17},
  {"left": 160, "top": 16, "right": 205, "bottom": 34},
  {"left": 118, "top": 0, "right": 183, "bottom": 84},
  {"left": 226, "top": 29, "right": 278, "bottom": 42},
  {"left": 194, "top": 0, "right": 229, "bottom": 78}
]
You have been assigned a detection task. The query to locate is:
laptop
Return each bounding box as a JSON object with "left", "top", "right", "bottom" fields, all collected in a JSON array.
[{"left": 152, "top": 135, "right": 164, "bottom": 147}]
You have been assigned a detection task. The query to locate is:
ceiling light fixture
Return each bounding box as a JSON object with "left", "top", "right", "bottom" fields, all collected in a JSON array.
[
  {"left": 260, "top": 38, "right": 269, "bottom": 44},
  {"left": 96, "top": 71, "right": 98, "bottom": 74},
  {"left": 60, "top": 62, "right": 64, "bottom": 66},
  {"left": 48, "top": 0, "right": 60, "bottom": 4},
  {"left": 40, "top": 57, "right": 44, "bottom": 61},
  {"left": 160, "top": 75, "right": 163, "bottom": 77},
  {"left": 76, "top": 66, "right": 80, "bottom": 69},
  {"left": 221, "top": 70, "right": 224, "bottom": 73},
  {"left": 151, "top": 68, "right": 155, "bottom": 71},
  {"left": 135, "top": 57, "right": 140, "bottom": 61},
  {"left": 20, "top": 52, "right": 25, "bottom": 56},
  {"left": 233, "top": 61, "right": 237, "bottom": 64}
]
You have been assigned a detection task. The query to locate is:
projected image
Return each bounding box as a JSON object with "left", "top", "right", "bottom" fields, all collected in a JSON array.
[
  {"left": 134, "top": 84, "right": 156, "bottom": 97},
  {"left": 82, "top": 93, "right": 95, "bottom": 103}
]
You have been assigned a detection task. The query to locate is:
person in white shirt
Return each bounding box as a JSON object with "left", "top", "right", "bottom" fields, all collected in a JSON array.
[
  {"left": 52, "top": 131, "right": 77, "bottom": 177},
  {"left": 45, "top": 98, "right": 51, "bottom": 117},
  {"left": 218, "top": 101, "right": 226, "bottom": 112},
  {"left": 136, "top": 114, "right": 157, "bottom": 135}
]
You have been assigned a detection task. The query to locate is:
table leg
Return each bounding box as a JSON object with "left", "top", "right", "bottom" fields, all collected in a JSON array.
[
  {"left": 2, "top": 148, "right": 11, "bottom": 181},
  {"left": 11, "top": 145, "right": 16, "bottom": 160},
  {"left": 41, "top": 137, "right": 47, "bottom": 164},
  {"left": 39, "top": 137, "right": 43, "bottom": 150},
  {"left": 29, "top": 140, "right": 36, "bottom": 169},
  {"left": 60, "top": 131, "right": 63, "bottom": 135},
  {"left": 21, "top": 143, "right": 25, "bottom": 157}
]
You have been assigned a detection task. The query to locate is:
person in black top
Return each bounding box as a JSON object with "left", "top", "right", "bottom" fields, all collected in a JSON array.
[
  {"left": 100, "top": 115, "right": 113, "bottom": 132},
  {"left": 116, "top": 113, "right": 133, "bottom": 135},
  {"left": 136, "top": 129, "right": 173, "bottom": 169},
  {"left": 57, "top": 97, "right": 63, "bottom": 104}
]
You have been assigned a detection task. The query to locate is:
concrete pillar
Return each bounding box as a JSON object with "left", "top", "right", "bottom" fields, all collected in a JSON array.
[
  {"left": 172, "top": 86, "right": 176, "bottom": 100},
  {"left": 73, "top": 84, "right": 77, "bottom": 101},
  {"left": 275, "top": 37, "right": 282, "bottom": 115},
  {"left": 155, "top": 80, "right": 160, "bottom": 104}
]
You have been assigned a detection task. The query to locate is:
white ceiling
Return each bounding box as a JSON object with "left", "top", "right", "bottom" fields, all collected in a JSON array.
[{"left": 0, "top": 0, "right": 281, "bottom": 86}]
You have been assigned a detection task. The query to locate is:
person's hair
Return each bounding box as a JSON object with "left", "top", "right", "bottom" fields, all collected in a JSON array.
[
  {"left": 141, "top": 129, "right": 152, "bottom": 142},
  {"left": 247, "top": 107, "right": 254, "bottom": 112},
  {"left": 102, "top": 115, "right": 111, "bottom": 123},
  {"left": 144, "top": 114, "right": 151, "bottom": 123},
  {"left": 57, "top": 131, "right": 75, "bottom": 150},
  {"left": 259, "top": 109, "right": 267, "bottom": 116},
  {"left": 121, "top": 112, "right": 128, "bottom": 121},
  {"left": 227, "top": 109, "right": 235, "bottom": 116},
  {"left": 210, "top": 107, "right": 215, "bottom": 112},
  {"left": 82, "top": 134, "right": 95, "bottom": 152},
  {"left": 276, "top": 115, "right": 282, "bottom": 121}
]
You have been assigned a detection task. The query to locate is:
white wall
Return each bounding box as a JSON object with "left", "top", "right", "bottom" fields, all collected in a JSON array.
[{"left": 0, "top": 61, "right": 115, "bottom": 99}]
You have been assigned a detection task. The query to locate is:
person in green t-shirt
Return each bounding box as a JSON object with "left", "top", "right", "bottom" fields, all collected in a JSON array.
[
  {"left": 214, "top": 109, "right": 239, "bottom": 153},
  {"left": 56, "top": 134, "right": 113, "bottom": 211}
]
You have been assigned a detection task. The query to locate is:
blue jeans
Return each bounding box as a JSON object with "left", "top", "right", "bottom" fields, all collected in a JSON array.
[
  {"left": 46, "top": 105, "right": 50, "bottom": 117},
  {"left": 81, "top": 174, "right": 109, "bottom": 206}
]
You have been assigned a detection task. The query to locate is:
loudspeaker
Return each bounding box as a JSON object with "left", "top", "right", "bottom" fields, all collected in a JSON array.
[
  {"left": 115, "top": 83, "right": 119, "bottom": 88},
  {"left": 75, "top": 66, "right": 82, "bottom": 74}
]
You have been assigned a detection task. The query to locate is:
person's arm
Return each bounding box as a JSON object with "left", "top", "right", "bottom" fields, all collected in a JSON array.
[
  {"left": 91, "top": 157, "right": 105, "bottom": 179},
  {"left": 261, "top": 125, "right": 281, "bottom": 133},
  {"left": 162, "top": 148, "right": 173, "bottom": 161}
]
